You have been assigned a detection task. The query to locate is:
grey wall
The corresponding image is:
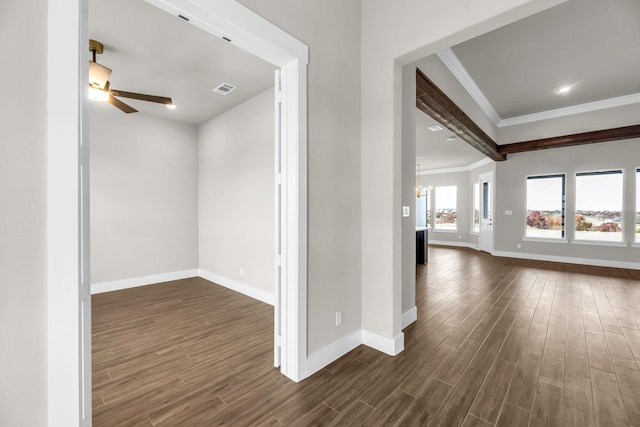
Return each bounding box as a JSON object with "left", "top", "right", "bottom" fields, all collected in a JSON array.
[
  {"left": 401, "top": 64, "right": 417, "bottom": 316},
  {"left": 90, "top": 104, "right": 199, "bottom": 284},
  {"left": 238, "top": 0, "right": 362, "bottom": 354},
  {"left": 199, "top": 88, "right": 275, "bottom": 296},
  {"left": 0, "top": 0, "right": 48, "bottom": 424},
  {"left": 495, "top": 138, "right": 640, "bottom": 266}
]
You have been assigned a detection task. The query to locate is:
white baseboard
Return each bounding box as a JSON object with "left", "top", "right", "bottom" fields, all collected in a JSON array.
[
  {"left": 91, "top": 269, "right": 276, "bottom": 305},
  {"left": 362, "top": 329, "right": 404, "bottom": 356},
  {"left": 493, "top": 250, "right": 640, "bottom": 271},
  {"left": 304, "top": 327, "right": 406, "bottom": 379},
  {"left": 428, "top": 240, "right": 478, "bottom": 250},
  {"left": 402, "top": 306, "right": 417, "bottom": 329},
  {"left": 198, "top": 269, "right": 274, "bottom": 305},
  {"left": 91, "top": 269, "right": 199, "bottom": 294},
  {"left": 305, "top": 330, "right": 362, "bottom": 378}
]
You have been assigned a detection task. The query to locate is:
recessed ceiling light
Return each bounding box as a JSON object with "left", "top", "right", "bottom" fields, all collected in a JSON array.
[
  {"left": 446, "top": 136, "right": 457, "bottom": 142},
  {"left": 166, "top": 104, "right": 177, "bottom": 109},
  {"left": 556, "top": 85, "right": 572, "bottom": 94},
  {"left": 428, "top": 125, "right": 443, "bottom": 132}
]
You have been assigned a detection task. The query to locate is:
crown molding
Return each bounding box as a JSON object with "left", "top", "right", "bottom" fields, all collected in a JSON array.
[
  {"left": 420, "top": 156, "right": 493, "bottom": 175},
  {"left": 437, "top": 48, "right": 640, "bottom": 129},
  {"left": 437, "top": 48, "right": 501, "bottom": 126},
  {"left": 498, "top": 92, "right": 640, "bottom": 127}
]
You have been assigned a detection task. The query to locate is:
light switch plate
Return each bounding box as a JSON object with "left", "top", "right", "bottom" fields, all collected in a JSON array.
[
  {"left": 402, "top": 206, "right": 410, "bottom": 217},
  {"left": 505, "top": 210, "right": 513, "bottom": 215}
]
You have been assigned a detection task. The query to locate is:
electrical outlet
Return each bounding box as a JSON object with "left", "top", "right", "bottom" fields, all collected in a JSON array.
[
  {"left": 335, "top": 310, "right": 343, "bottom": 326},
  {"left": 402, "top": 206, "right": 410, "bottom": 217}
]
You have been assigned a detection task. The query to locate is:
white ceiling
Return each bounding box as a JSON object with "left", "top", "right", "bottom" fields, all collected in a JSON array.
[
  {"left": 416, "top": 0, "right": 640, "bottom": 171},
  {"left": 89, "top": 0, "right": 276, "bottom": 125},
  {"left": 415, "top": 108, "right": 486, "bottom": 171},
  {"left": 451, "top": 0, "right": 640, "bottom": 120}
]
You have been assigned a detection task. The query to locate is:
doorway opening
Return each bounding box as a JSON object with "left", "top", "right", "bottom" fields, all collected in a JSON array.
[{"left": 47, "top": 0, "right": 308, "bottom": 424}]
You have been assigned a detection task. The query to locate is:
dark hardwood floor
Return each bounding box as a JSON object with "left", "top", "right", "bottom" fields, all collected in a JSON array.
[{"left": 92, "top": 246, "right": 640, "bottom": 426}]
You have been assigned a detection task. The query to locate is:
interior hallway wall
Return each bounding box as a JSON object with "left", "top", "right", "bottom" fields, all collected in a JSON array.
[
  {"left": 238, "top": 0, "right": 363, "bottom": 354},
  {"left": 0, "top": 0, "right": 48, "bottom": 424}
]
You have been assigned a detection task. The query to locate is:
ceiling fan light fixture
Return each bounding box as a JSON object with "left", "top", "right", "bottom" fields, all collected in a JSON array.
[
  {"left": 89, "top": 61, "right": 112, "bottom": 90},
  {"left": 89, "top": 86, "right": 109, "bottom": 102}
]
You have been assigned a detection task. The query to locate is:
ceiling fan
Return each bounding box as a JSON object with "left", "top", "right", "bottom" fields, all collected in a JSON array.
[{"left": 88, "top": 39, "right": 174, "bottom": 113}]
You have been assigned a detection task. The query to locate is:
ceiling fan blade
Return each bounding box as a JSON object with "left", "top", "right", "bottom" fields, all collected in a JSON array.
[
  {"left": 109, "top": 89, "right": 172, "bottom": 105},
  {"left": 107, "top": 95, "right": 138, "bottom": 113}
]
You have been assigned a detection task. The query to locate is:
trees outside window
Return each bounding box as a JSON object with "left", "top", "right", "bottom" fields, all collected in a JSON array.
[
  {"left": 526, "top": 174, "right": 565, "bottom": 239},
  {"left": 435, "top": 186, "right": 457, "bottom": 231},
  {"left": 575, "top": 170, "right": 623, "bottom": 242}
]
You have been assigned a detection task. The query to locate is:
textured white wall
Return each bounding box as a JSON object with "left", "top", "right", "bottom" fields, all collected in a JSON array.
[
  {"left": 90, "top": 104, "right": 199, "bottom": 284},
  {"left": 198, "top": 88, "right": 275, "bottom": 297},
  {"left": 238, "top": 0, "right": 363, "bottom": 354},
  {"left": 0, "top": 0, "right": 48, "bottom": 425}
]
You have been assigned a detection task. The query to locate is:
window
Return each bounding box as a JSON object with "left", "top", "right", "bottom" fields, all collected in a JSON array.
[
  {"left": 483, "top": 181, "right": 491, "bottom": 220},
  {"left": 415, "top": 187, "right": 432, "bottom": 228},
  {"left": 575, "top": 170, "right": 623, "bottom": 242},
  {"left": 416, "top": 189, "right": 427, "bottom": 228},
  {"left": 636, "top": 168, "right": 640, "bottom": 242},
  {"left": 526, "top": 174, "right": 565, "bottom": 239},
  {"left": 472, "top": 182, "right": 480, "bottom": 233},
  {"left": 434, "top": 186, "right": 457, "bottom": 230},
  {"left": 426, "top": 190, "right": 431, "bottom": 228}
]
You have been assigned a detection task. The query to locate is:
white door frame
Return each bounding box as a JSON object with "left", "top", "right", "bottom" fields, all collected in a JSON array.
[
  {"left": 47, "top": 0, "right": 308, "bottom": 425},
  {"left": 479, "top": 170, "right": 494, "bottom": 253}
]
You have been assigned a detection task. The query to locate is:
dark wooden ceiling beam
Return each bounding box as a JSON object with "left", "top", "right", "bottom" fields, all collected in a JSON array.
[
  {"left": 416, "top": 68, "right": 506, "bottom": 162},
  {"left": 498, "top": 124, "right": 640, "bottom": 156}
]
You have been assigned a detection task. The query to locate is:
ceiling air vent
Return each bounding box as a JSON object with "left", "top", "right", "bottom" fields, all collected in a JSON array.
[{"left": 213, "top": 83, "right": 236, "bottom": 95}]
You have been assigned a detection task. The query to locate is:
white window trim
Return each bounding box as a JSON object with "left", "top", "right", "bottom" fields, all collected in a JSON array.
[
  {"left": 574, "top": 168, "right": 625, "bottom": 243},
  {"left": 524, "top": 173, "right": 566, "bottom": 242},
  {"left": 433, "top": 185, "right": 458, "bottom": 233},
  {"left": 522, "top": 237, "right": 568, "bottom": 244},
  {"left": 571, "top": 239, "right": 628, "bottom": 248}
]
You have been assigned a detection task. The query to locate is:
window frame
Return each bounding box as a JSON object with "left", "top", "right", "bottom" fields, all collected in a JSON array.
[
  {"left": 524, "top": 173, "right": 566, "bottom": 241},
  {"left": 574, "top": 169, "right": 625, "bottom": 244},
  {"left": 635, "top": 167, "right": 640, "bottom": 245},
  {"left": 433, "top": 185, "right": 458, "bottom": 232},
  {"left": 471, "top": 182, "right": 480, "bottom": 235}
]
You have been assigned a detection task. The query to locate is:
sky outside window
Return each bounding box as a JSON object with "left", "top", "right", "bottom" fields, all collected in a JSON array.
[
  {"left": 575, "top": 170, "right": 623, "bottom": 242},
  {"left": 526, "top": 175, "right": 564, "bottom": 239}
]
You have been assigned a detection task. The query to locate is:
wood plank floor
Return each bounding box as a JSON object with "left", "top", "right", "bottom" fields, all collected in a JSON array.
[{"left": 92, "top": 247, "right": 640, "bottom": 426}]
